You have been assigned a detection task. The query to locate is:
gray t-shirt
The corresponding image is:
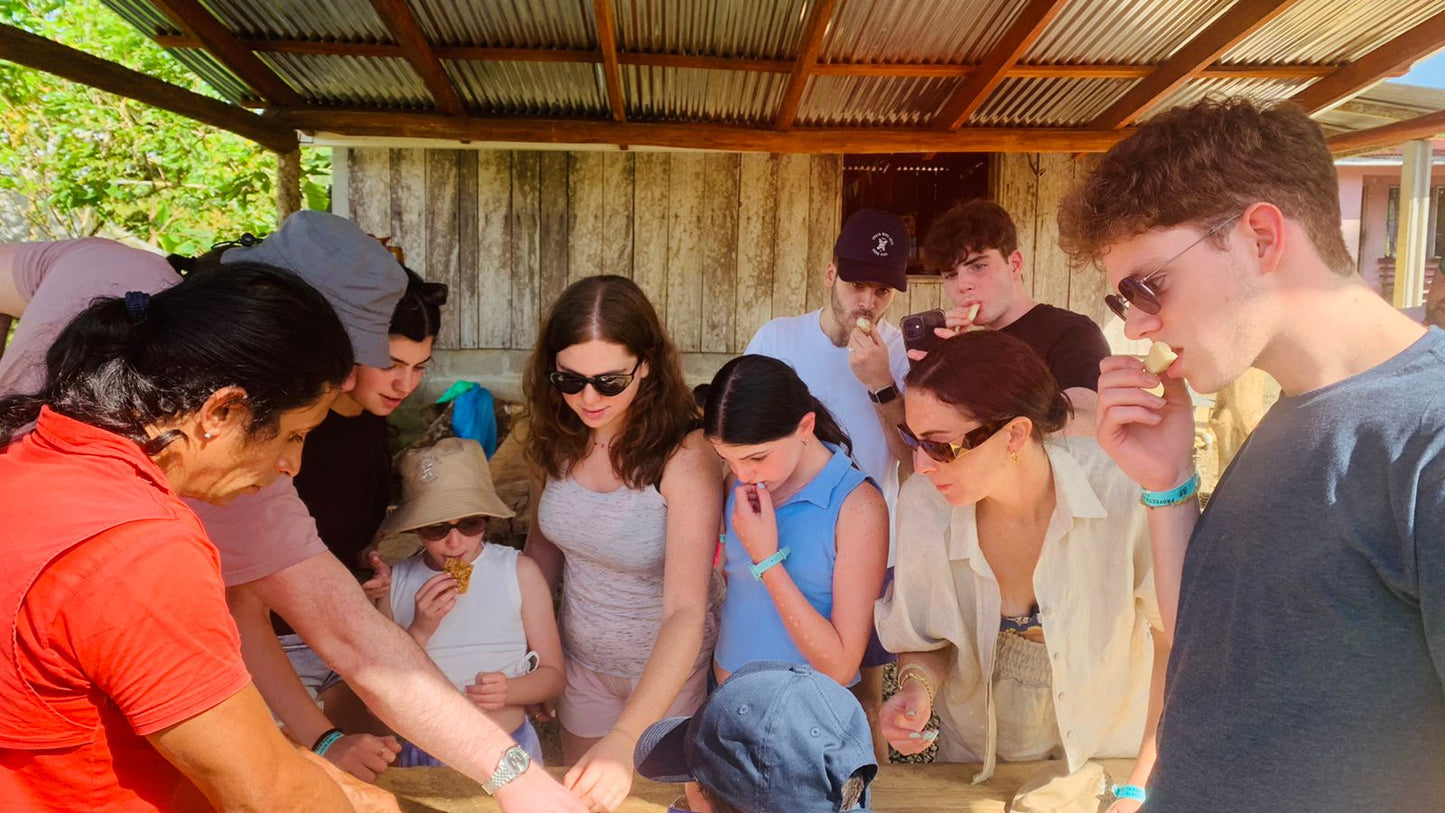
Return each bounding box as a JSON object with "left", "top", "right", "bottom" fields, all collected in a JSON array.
[{"left": 1151, "top": 329, "right": 1445, "bottom": 810}]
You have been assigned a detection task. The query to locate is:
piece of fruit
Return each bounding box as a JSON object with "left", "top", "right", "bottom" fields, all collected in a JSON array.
[
  {"left": 856, "top": 316, "right": 873, "bottom": 333},
  {"left": 1144, "top": 341, "right": 1178, "bottom": 375},
  {"left": 965, "top": 303, "right": 980, "bottom": 322}
]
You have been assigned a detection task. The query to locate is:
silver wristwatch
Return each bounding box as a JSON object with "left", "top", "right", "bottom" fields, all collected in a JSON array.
[{"left": 481, "top": 745, "right": 531, "bottom": 795}]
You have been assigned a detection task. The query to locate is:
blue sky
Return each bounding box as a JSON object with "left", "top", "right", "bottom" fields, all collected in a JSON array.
[{"left": 1396, "top": 50, "right": 1445, "bottom": 88}]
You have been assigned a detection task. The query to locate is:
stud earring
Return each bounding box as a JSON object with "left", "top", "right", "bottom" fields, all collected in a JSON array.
[
  {"left": 1009, "top": 450, "right": 1020, "bottom": 463},
  {"left": 202, "top": 432, "right": 213, "bottom": 440}
]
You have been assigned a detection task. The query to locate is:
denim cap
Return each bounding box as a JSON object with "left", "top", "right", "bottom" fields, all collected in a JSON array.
[
  {"left": 223, "top": 210, "right": 407, "bottom": 368},
  {"left": 635, "top": 662, "right": 877, "bottom": 813}
]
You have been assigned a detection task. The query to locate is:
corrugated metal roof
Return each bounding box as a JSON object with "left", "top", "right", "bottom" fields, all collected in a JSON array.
[
  {"left": 624, "top": 65, "right": 784, "bottom": 123},
  {"left": 615, "top": 0, "right": 809, "bottom": 58},
  {"left": 98, "top": 0, "right": 254, "bottom": 103},
  {"left": 201, "top": 0, "right": 390, "bottom": 41},
  {"left": 820, "top": 0, "right": 1029, "bottom": 64},
  {"left": 1142, "top": 76, "right": 1316, "bottom": 120},
  {"left": 260, "top": 54, "right": 431, "bottom": 107},
  {"left": 411, "top": 0, "right": 597, "bottom": 48},
  {"left": 972, "top": 77, "right": 1137, "bottom": 125},
  {"left": 795, "top": 75, "right": 956, "bottom": 126},
  {"left": 1026, "top": 0, "right": 1236, "bottom": 64},
  {"left": 1221, "top": 0, "right": 1445, "bottom": 64},
  {"left": 445, "top": 60, "right": 607, "bottom": 116}
]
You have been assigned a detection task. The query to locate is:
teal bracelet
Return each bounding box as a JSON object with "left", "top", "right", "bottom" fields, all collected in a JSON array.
[
  {"left": 312, "top": 729, "right": 344, "bottom": 757},
  {"left": 749, "top": 547, "right": 791, "bottom": 581},
  {"left": 1139, "top": 471, "right": 1200, "bottom": 508},
  {"left": 1111, "top": 783, "right": 1147, "bottom": 803}
]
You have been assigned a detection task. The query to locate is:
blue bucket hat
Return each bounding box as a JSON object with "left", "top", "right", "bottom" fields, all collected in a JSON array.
[
  {"left": 634, "top": 662, "right": 877, "bottom": 813},
  {"left": 222, "top": 210, "right": 407, "bottom": 368}
]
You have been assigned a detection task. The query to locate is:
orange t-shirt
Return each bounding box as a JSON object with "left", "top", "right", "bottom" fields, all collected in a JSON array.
[{"left": 0, "top": 411, "right": 250, "bottom": 811}]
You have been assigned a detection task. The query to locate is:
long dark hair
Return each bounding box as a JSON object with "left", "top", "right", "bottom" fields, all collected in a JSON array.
[
  {"left": 523, "top": 275, "right": 697, "bottom": 490},
  {"left": 0, "top": 262, "right": 354, "bottom": 452},
  {"left": 703, "top": 355, "right": 852, "bottom": 454},
  {"left": 904, "top": 331, "right": 1071, "bottom": 438}
]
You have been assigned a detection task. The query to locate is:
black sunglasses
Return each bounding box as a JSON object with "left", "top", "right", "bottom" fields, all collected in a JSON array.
[
  {"left": 896, "top": 421, "right": 1006, "bottom": 464},
  {"left": 548, "top": 358, "right": 642, "bottom": 397},
  {"left": 1104, "top": 215, "right": 1240, "bottom": 321},
  {"left": 415, "top": 515, "right": 487, "bottom": 541}
]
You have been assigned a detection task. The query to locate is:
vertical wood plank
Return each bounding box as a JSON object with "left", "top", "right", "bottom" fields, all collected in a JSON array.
[
  {"left": 475, "top": 151, "right": 513, "bottom": 349},
  {"left": 995, "top": 153, "right": 1040, "bottom": 297},
  {"left": 772, "top": 153, "right": 811, "bottom": 318},
  {"left": 806, "top": 154, "right": 843, "bottom": 314},
  {"left": 456, "top": 151, "right": 481, "bottom": 348},
  {"left": 425, "top": 151, "right": 461, "bottom": 349},
  {"left": 538, "top": 152, "right": 571, "bottom": 317},
  {"left": 1062, "top": 155, "right": 1111, "bottom": 328},
  {"left": 601, "top": 152, "right": 635, "bottom": 278},
  {"left": 1031, "top": 153, "right": 1074, "bottom": 310},
  {"left": 700, "top": 153, "right": 740, "bottom": 353},
  {"left": 735, "top": 153, "right": 777, "bottom": 351},
  {"left": 665, "top": 153, "right": 706, "bottom": 353},
  {"left": 348, "top": 148, "right": 391, "bottom": 237},
  {"left": 510, "top": 152, "right": 542, "bottom": 348},
  {"left": 632, "top": 153, "right": 670, "bottom": 316},
  {"left": 390, "top": 148, "right": 427, "bottom": 267},
  {"left": 568, "top": 152, "right": 605, "bottom": 284}
]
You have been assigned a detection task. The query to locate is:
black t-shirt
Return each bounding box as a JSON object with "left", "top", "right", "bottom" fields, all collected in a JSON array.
[
  {"left": 275, "top": 408, "right": 391, "bottom": 636},
  {"left": 998, "top": 303, "right": 1110, "bottom": 391}
]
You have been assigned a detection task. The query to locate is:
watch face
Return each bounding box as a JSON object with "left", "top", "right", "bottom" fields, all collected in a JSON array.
[{"left": 502, "top": 745, "right": 530, "bottom": 774}]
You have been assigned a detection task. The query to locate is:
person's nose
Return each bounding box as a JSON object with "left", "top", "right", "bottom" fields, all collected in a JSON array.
[
  {"left": 912, "top": 446, "right": 937, "bottom": 474},
  {"left": 1123, "top": 305, "right": 1161, "bottom": 342}
]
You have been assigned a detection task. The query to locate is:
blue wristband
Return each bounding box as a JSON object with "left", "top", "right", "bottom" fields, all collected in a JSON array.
[
  {"left": 749, "top": 547, "right": 790, "bottom": 580},
  {"left": 1139, "top": 471, "right": 1200, "bottom": 508},
  {"left": 312, "top": 729, "right": 344, "bottom": 757},
  {"left": 1111, "top": 784, "right": 1147, "bottom": 803}
]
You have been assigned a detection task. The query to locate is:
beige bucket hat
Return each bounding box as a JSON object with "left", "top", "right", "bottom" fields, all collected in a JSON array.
[{"left": 382, "top": 437, "right": 515, "bottom": 535}]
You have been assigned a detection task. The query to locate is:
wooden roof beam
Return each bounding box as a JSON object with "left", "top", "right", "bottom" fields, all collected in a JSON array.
[
  {"left": 1328, "top": 109, "right": 1445, "bottom": 154},
  {"left": 593, "top": 0, "right": 627, "bottom": 122},
  {"left": 0, "top": 23, "right": 296, "bottom": 153},
  {"left": 932, "top": 0, "right": 1069, "bottom": 130},
  {"left": 1290, "top": 9, "right": 1445, "bottom": 114},
  {"left": 1089, "top": 0, "right": 1303, "bottom": 130},
  {"left": 280, "top": 107, "right": 1129, "bottom": 153},
  {"left": 369, "top": 0, "right": 465, "bottom": 116},
  {"left": 774, "top": 0, "right": 838, "bottom": 130},
  {"left": 148, "top": 0, "right": 304, "bottom": 108}
]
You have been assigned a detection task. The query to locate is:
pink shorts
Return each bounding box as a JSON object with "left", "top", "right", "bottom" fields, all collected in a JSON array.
[{"left": 556, "top": 657, "right": 710, "bottom": 739}]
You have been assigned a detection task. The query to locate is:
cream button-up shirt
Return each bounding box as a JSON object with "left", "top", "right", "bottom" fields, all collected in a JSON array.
[{"left": 875, "top": 438, "right": 1162, "bottom": 781}]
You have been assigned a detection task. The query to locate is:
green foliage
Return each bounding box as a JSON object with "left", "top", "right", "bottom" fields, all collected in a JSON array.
[{"left": 0, "top": 0, "right": 329, "bottom": 254}]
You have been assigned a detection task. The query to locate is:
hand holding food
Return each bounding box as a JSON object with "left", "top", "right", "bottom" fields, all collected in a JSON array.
[
  {"left": 1143, "top": 341, "right": 1178, "bottom": 396},
  {"left": 442, "top": 556, "right": 474, "bottom": 594},
  {"left": 856, "top": 316, "right": 873, "bottom": 333}
]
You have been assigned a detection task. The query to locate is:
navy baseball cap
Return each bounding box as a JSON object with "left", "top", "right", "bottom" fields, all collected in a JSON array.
[
  {"left": 634, "top": 662, "right": 877, "bottom": 813},
  {"left": 834, "top": 208, "right": 909, "bottom": 293}
]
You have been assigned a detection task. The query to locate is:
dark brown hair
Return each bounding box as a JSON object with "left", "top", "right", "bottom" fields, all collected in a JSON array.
[
  {"left": 703, "top": 355, "right": 852, "bottom": 455},
  {"left": 922, "top": 198, "right": 1019, "bottom": 272},
  {"left": 904, "top": 331, "right": 1070, "bottom": 439},
  {"left": 1058, "top": 98, "right": 1353, "bottom": 275},
  {"left": 523, "top": 275, "right": 697, "bottom": 490}
]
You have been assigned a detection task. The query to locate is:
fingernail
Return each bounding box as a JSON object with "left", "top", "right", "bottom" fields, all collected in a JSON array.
[
  {"left": 908, "top": 732, "right": 923, "bottom": 740},
  {"left": 906, "top": 710, "right": 917, "bottom": 718},
  {"left": 757, "top": 482, "right": 766, "bottom": 489},
  {"left": 924, "top": 730, "right": 939, "bottom": 740}
]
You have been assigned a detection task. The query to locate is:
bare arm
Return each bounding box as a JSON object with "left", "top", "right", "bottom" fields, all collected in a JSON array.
[
  {"left": 504, "top": 556, "right": 566, "bottom": 707},
  {"left": 522, "top": 472, "right": 565, "bottom": 593},
  {"left": 754, "top": 484, "right": 890, "bottom": 684},
  {"left": 0, "top": 244, "right": 24, "bottom": 318},
  {"left": 251, "top": 552, "right": 586, "bottom": 812},
  {"left": 873, "top": 395, "right": 915, "bottom": 475},
  {"left": 1146, "top": 501, "right": 1198, "bottom": 639},
  {"left": 1121, "top": 627, "right": 1171, "bottom": 793},
  {"left": 147, "top": 683, "right": 356, "bottom": 812},
  {"left": 226, "top": 583, "right": 335, "bottom": 748}
]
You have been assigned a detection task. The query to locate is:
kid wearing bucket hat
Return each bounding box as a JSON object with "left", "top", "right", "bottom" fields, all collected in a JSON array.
[{"left": 371, "top": 437, "right": 564, "bottom": 768}]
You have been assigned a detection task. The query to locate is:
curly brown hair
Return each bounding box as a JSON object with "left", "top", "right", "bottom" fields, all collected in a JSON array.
[
  {"left": 1057, "top": 98, "right": 1353, "bottom": 275},
  {"left": 523, "top": 275, "right": 698, "bottom": 490},
  {"left": 922, "top": 198, "right": 1019, "bottom": 272}
]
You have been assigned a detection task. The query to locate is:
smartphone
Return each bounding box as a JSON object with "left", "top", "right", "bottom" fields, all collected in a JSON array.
[{"left": 901, "top": 309, "right": 948, "bottom": 356}]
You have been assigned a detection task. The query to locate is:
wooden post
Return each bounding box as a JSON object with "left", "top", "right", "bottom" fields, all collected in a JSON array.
[
  {"left": 277, "top": 148, "right": 302, "bottom": 225},
  {"left": 1395, "top": 139, "right": 1432, "bottom": 309}
]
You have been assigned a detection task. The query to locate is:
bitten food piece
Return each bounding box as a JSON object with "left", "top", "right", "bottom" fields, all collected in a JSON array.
[
  {"left": 856, "top": 316, "right": 873, "bottom": 333},
  {"left": 965, "top": 303, "right": 980, "bottom": 322},
  {"left": 443, "top": 556, "right": 474, "bottom": 594},
  {"left": 1144, "top": 341, "right": 1178, "bottom": 375}
]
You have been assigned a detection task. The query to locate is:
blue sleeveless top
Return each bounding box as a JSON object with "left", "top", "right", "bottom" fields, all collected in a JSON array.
[{"left": 714, "top": 444, "right": 872, "bottom": 685}]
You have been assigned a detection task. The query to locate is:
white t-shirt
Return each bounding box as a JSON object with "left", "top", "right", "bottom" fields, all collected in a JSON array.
[
  {"left": 745, "top": 309, "right": 910, "bottom": 562},
  {"left": 389, "top": 543, "right": 532, "bottom": 692}
]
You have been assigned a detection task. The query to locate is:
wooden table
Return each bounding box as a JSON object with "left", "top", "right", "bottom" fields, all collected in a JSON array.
[{"left": 377, "top": 760, "right": 1136, "bottom": 812}]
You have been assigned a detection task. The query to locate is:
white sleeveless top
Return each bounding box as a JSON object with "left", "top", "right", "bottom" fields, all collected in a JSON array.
[{"left": 389, "top": 544, "right": 532, "bottom": 692}]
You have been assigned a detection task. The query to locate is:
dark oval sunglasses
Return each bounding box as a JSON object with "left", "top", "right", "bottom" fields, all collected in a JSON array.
[
  {"left": 1104, "top": 215, "right": 1240, "bottom": 321},
  {"left": 415, "top": 515, "right": 487, "bottom": 541},
  {"left": 547, "top": 358, "right": 642, "bottom": 397},
  {"left": 896, "top": 421, "right": 1006, "bottom": 464}
]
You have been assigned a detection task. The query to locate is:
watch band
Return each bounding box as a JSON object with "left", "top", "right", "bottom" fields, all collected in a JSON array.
[
  {"left": 1140, "top": 472, "right": 1200, "bottom": 508},
  {"left": 868, "top": 384, "right": 899, "bottom": 404},
  {"left": 481, "top": 745, "right": 531, "bottom": 795}
]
